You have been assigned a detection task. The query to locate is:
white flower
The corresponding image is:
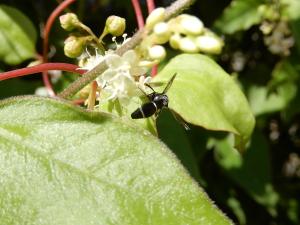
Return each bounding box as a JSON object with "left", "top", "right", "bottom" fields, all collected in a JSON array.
[
  {"left": 78, "top": 49, "right": 105, "bottom": 71},
  {"left": 96, "top": 50, "right": 149, "bottom": 101},
  {"left": 35, "top": 87, "right": 49, "bottom": 96}
]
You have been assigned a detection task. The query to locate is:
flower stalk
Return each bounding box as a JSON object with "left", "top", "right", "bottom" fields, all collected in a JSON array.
[{"left": 43, "top": 0, "right": 77, "bottom": 96}]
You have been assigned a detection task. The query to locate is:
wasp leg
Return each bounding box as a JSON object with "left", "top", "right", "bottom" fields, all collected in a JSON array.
[
  {"left": 170, "top": 109, "right": 190, "bottom": 130},
  {"left": 153, "top": 109, "right": 162, "bottom": 119}
]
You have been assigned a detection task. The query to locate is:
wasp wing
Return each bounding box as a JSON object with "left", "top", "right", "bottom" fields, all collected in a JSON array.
[{"left": 162, "top": 73, "right": 177, "bottom": 94}]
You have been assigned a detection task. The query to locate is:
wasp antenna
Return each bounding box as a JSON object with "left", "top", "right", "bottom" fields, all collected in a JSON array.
[
  {"left": 145, "top": 83, "right": 155, "bottom": 92},
  {"left": 163, "top": 73, "right": 177, "bottom": 94},
  {"left": 137, "top": 86, "right": 146, "bottom": 95}
]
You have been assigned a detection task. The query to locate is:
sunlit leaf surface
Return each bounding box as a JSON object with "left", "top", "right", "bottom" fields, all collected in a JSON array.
[{"left": 0, "top": 96, "right": 232, "bottom": 225}]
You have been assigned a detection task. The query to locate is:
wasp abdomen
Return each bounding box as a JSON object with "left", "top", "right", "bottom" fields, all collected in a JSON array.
[{"left": 131, "top": 102, "right": 158, "bottom": 119}]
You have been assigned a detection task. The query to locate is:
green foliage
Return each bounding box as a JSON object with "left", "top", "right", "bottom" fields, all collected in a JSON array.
[
  {"left": 281, "top": 0, "right": 300, "bottom": 19},
  {"left": 212, "top": 131, "right": 279, "bottom": 214},
  {"left": 214, "top": 0, "right": 263, "bottom": 34},
  {"left": 0, "top": 96, "right": 232, "bottom": 225},
  {"left": 0, "top": 5, "right": 37, "bottom": 65},
  {"left": 154, "top": 54, "right": 255, "bottom": 151}
]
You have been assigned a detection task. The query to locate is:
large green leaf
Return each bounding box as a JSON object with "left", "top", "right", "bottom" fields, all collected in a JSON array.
[
  {"left": 157, "top": 110, "right": 202, "bottom": 183},
  {"left": 0, "top": 5, "right": 37, "bottom": 65},
  {"left": 153, "top": 54, "right": 255, "bottom": 151},
  {"left": 248, "top": 85, "right": 287, "bottom": 115},
  {"left": 249, "top": 59, "right": 298, "bottom": 116},
  {"left": 0, "top": 96, "right": 232, "bottom": 225},
  {"left": 214, "top": 0, "right": 263, "bottom": 34},
  {"left": 212, "top": 131, "right": 279, "bottom": 215}
]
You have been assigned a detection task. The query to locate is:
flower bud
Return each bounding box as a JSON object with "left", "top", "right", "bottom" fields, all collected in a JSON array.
[
  {"left": 260, "top": 21, "right": 274, "bottom": 35},
  {"left": 145, "top": 7, "right": 165, "bottom": 29},
  {"left": 59, "top": 13, "right": 80, "bottom": 31},
  {"left": 27, "top": 59, "right": 42, "bottom": 67},
  {"left": 148, "top": 45, "right": 166, "bottom": 61},
  {"left": 153, "top": 22, "right": 171, "bottom": 44},
  {"left": 139, "top": 60, "right": 158, "bottom": 68},
  {"left": 179, "top": 36, "right": 198, "bottom": 53},
  {"left": 35, "top": 87, "right": 49, "bottom": 96},
  {"left": 64, "top": 36, "right": 85, "bottom": 58},
  {"left": 105, "top": 16, "right": 126, "bottom": 36},
  {"left": 196, "top": 35, "right": 223, "bottom": 54},
  {"left": 178, "top": 14, "right": 204, "bottom": 36},
  {"left": 169, "top": 33, "right": 181, "bottom": 49}
]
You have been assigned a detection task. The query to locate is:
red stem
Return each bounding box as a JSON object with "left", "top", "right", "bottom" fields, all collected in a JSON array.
[
  {"left": 0, "top": 63, "right": 85, "bottom": 81},
  {"left": 72, "top": 99, "right": 86, "bottom": 105},
  {"left": 146, "top": 0, "right": 155, "bottom": 13},
  {"left": 43, "top": 0, "right": 77, "bottom": 96},
  {"left": 131, "top": 0, "right": 144, "bottom": 29},
  {"left": 151, "top": 65, "right": 158, "bottom": 77}
]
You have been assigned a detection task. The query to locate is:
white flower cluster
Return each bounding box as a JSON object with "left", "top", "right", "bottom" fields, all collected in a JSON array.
[
  {"left": 79, "top": 45, "right": 151, "bottom": 103},
  {"left": 95, "top": 50, "right": 149, "bottom": 102},
  {"left": 75, "top": 9, "right": 224, "bottom": 108}
]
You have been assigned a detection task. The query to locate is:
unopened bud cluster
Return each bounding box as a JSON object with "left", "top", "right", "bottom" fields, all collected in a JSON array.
[
  {"left": 260, "top": 20, "right": 294, "bottom": 56},
  {"left": 257, "top": 3, "right": 294, "bottom": 57},
  {"left": 60, "top": 13, "right": 126, "bottom": 58},
  {"left": 141, "top": 8, "right": 223, "bottom": 62}
]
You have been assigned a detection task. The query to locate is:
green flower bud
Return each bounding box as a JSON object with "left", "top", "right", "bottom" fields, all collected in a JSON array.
[
  {"left": 153, "top": 22, "right": 171, "bottom": 44},
  {"left": 148, "top": 45, "right": 166, "bottom": 61},
  {"left": 179, "top": 36, "right": 199, "bottom": 53},
  {"left": 59, "top": 13, "right": 80, "bottom": 31},
  {"left": 64, "top": 36, "right": 85, "bottom": 58},
  {"left": 145, "top": 7, "right": 165, "bottom": 29},
  {"left": 196, "top": 35, "right": 223, "bottom": 54},
  {"left": 178, "top": 14, "right": 204, "bottom": 36},
  {"left": 169, "top": 33, "right": 181, "bottom": 49},
  {"left": 106, "top": 16, "right": 126, "bottom": 36}
]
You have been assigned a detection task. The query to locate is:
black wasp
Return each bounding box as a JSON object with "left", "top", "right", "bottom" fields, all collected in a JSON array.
[
  {"left": 131, "top": 73, "right": 189, "bottom": 130},
  {"left": 131, "top": 74, "right": 176, "bottom": 119}
]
